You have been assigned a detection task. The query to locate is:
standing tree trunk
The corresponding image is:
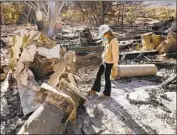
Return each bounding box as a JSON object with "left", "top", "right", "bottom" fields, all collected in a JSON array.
[
  {"left": 25, "top": 1, "right": 64, "bottom": 36},
  {"left": 93, "top": 12, "right": 99, "bottom": 26},
  {"left": 47, "top": 1, "right": 57, "bottom": 37},
  {"left": 91, "top": 2, "right": 99, "bottom": 26},
  {"left": 47, "top": 1, "right": 64, "bottom": 37}
]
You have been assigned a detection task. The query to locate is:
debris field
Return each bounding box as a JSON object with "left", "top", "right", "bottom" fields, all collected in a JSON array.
[{"left": 1, "top": 18, "right": 176, "bottom": 134}]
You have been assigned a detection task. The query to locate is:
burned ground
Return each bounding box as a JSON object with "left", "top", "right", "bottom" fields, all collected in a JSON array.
[{"left": 0, "top": 23, "right": 176, "bottom": 134}]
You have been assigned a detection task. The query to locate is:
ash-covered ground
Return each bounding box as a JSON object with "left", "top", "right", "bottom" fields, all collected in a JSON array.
[{"left": 1, "top": 25, "right": 176, "bottom": 134}]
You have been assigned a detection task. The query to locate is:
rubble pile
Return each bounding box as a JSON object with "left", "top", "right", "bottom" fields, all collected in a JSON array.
[
  {"left": 5, "top": 30, "right": 88, "bottom": 134},
  {"left": 156, "top": 31, "right": 177, "bottom": 54},
  {"left": 55, "top": 26, "right": 97, "bottom": 45},
  {"left": 151, "top": 17, "right": 176, "bottom": 34},
  {"left": 79, "top": 28, "right": 93, "bottom": 46}
]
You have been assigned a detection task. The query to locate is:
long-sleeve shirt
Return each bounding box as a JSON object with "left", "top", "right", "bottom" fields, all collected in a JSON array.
[{"left": 102, "top": 38, "right": 119, "bottom": 67}]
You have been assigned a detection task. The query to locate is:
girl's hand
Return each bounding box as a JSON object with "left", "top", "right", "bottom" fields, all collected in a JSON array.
[{"left": 111, "top": 66, "right": 118, "bottom": 78}]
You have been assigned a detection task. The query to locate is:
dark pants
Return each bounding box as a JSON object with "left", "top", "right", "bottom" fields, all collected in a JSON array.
[{"left": 91, "top": 62, "right": 113, "bottom": 96}]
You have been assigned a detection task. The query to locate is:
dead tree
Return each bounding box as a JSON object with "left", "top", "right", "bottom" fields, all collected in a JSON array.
[
  {"left": 24, "top": 1, "right": 65, "bottom": 36},
  {"left": 72, "top": 1, "right": 112, "bottom": 26}
]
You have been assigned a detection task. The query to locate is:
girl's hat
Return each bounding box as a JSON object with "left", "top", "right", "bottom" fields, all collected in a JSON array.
[{"left": 97, "top": 24, "right": 111, "bottom": 39}]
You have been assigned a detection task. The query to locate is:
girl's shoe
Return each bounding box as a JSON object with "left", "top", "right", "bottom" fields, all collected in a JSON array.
[
  {"left": 99, "top": 94, "right": 110, "bottom": 98},
  {"left": 86, "top": 90, "right": 96, "bottom": 96}
]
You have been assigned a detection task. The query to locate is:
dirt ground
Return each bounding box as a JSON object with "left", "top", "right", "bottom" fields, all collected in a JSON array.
[{"left": 1, "top": 25, "right": 176, "bottom": 134}]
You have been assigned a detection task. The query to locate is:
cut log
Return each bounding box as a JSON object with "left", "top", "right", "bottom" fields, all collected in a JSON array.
[
  {"left": 117, "top": 64, "right": 158, "bottom": 78},
  {"left": 18, "top": 84, "right": 40, "bottom": 116},
  {"left": 87, "top": 64, "right": 158, "bottom": 80},
  {"left": 73, "top": 74, "right": 83, "bottom": 83},
  {"left": 48, "top": 62, "right": 66, "bottom": 87},
  {"left": 18, "top": 102, "right": 66, "bottom": 134},
  {"left": 59, "top": 78, "right": 87, "bottom": 100},
  {"left": 68, "top": 73, "right": 77, "bottom": 86},
  {"left": 156, "top": 31, "right": 176, "bottom": 54},
  {"left": 19, "top": 81, "right": 85, "bottom": 134},
  {"left": 19, "top": 68, "right": 40, "bottom": 92}
]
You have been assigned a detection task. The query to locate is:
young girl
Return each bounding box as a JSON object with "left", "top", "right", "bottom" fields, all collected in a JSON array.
[{"left": 88, "top": 24, "right": 119, "bottom": 98}]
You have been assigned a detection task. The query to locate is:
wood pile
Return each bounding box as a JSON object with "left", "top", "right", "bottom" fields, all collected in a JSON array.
[{"left": 8, "top": 30, "right": 87, "bottom": 134}]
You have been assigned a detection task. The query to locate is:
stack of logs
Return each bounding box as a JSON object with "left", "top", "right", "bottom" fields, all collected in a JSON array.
[
  {"left": 138, "top": 31, "right": 177, "bottom": 54},
  {"left": 8, "top": 30, "right": 87, "bottom": 134}
]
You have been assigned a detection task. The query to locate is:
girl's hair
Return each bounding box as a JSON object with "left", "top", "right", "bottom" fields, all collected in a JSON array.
[{"left": 104, "top": 30, "right": 115, "bottom": 43}]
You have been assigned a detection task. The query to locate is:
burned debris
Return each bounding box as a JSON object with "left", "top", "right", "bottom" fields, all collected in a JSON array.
[
  {"left": 80, "top": 28, "right": 94, "bottom": 46},
  {"left": 1, "top": 1, "right": 176, "bottom": 135}
]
